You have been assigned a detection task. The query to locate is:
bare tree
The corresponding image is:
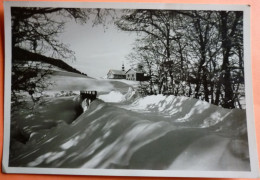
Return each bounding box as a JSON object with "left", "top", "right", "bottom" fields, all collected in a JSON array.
[
  {"left": 116, "top": 10, "right": 185, "bottom": 94},
  {"left": 117, "top": 9, "right": 244, "bottom": 109},
  {"left": 11, "top": 7, "right": 113, "bottom": 108},
  {"left": 215, "top": 11, "right": 243, "bottom": 108}
]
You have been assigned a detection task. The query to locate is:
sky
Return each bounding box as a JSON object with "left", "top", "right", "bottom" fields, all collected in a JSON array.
[{"left": 58, "top": 13, "right": 137, "bottom": 78}]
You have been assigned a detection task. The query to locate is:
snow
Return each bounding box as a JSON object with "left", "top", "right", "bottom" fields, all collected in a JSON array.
[
  {"left": 98, "top": 87, "right": 140, "bottom": 103},
  {"left": 81, "top": 99, "right": 92, "bottom": 112},
  {"left": 60, "top": 136, "right": 80, "bottom": 150},
  {"left": 9, "top": 75, "right": 250, "bottom": 171},
  {"left": 98, "top": 91, "right": 124, "bottom": 102},
  {"left": 168, "top": 135, "right": 250, "bottom": 171},
  {"left": 125, "top": 95, "right": 191, "bottom": 114},
  {"left": 47, "top": 75, "right": 135, "bottom": 94},
  {"left": 104, "top": 79, "right": 140, "bottom": 88},
  {"left": 27, "top": 151, "right": 65, "bottom": 167},
  {"left": 119, "top": 94, "right": 244, "bottom": 131},
  {"left": 25, "top": 114, "right": 34, "bottom": 119}
]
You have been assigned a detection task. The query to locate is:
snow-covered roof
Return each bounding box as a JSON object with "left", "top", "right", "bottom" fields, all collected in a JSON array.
[{"left": 108, "top": 69, "right": 126, "bottom": 75}]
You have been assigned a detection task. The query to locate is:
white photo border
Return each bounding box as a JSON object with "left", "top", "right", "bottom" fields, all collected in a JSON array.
[{"left": 3, "top": 1, "right": 259, "bottom": 178}]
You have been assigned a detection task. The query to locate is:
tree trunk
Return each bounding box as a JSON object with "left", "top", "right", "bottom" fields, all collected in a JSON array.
[{"left": 220, "top": 11, "right": 235, "bottom": 109}]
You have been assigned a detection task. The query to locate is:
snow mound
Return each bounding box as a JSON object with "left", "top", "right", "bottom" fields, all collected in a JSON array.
[
  {"left": 98, "top": 88, "right": 140, "bottom": 103},
  {"left": 121, "top": 87, "right": 140, "bottom": 102},
  {"left": 127, "top": 94, "right": 197, "bottom": 114},
  {"left": 98, "top": 91, "right": 124, "bottom": 103},
  {"left": 123, "top": 95, "right": 246, "bottom": 130},
  {"left": 9, "top": 94, "right": 249, "bottom": 171}
]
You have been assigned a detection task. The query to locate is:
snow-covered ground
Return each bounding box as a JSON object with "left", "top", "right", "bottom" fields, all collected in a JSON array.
[
  {"left": 99, "top": 77, "right": 140, "bottom": 87},
  {"left": 47, "top": 75, "right": 136, "bottom": 94},
  {"left": 9, "top": 73, "right": 250, "bottom": 171},
  {"left": 98, "top": 91, "right": 124, "bottom": 102},
  {"left": 98, "top": 87, "right": 139, "bottom": 103},
  {"left": 104, "top": 79, "right": 140, "bottom": 88}
]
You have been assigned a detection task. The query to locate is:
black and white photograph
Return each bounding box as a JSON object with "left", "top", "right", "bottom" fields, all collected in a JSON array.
[{"left": 3, "top": 1, "right": 259, "bottom": 178}]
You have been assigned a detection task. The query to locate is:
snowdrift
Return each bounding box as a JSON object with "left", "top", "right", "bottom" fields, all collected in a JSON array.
[
  {"left": 98, "top": 91, "right": 124, "bottom": 102},
  {"left": 122, "top": 94, "right": 247, "bottom": 136},
  {"left": 9, "top": 92, "right": 250, "bottom": 171},
  {"left": 98, "top": 87, "right": 139, "bottom": 103}
]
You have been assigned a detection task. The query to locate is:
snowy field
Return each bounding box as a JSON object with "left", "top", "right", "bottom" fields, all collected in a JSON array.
[
  {"left": 9, "top": 73, "right": 250, "bottom": 171},
  {"left": 47, "top": 74, "right": 135, "bottom": 94}
]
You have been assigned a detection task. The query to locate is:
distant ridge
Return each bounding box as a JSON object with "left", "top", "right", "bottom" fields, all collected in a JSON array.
[{"left": 12, "top": 47, "right": 87, "bottom": 76}]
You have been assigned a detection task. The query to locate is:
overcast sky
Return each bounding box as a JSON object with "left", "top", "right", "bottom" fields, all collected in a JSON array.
[{"left": 59, "top": 14, "right": 136, "bottom": 78}]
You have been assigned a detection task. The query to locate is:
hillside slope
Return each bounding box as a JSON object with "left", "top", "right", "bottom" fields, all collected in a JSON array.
[{"left": 12, "top": 47, "right": 87, "bottom": 76}]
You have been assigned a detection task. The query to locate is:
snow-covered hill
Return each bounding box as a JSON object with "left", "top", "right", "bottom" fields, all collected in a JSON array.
[{"left": 9, "top": 88, "right": 250, "bottom": 171}]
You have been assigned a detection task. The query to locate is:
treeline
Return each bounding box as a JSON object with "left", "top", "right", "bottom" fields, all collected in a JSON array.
[
  {"left": 116, "top": 10, "right": 244, "bottom": 109},
  {"left": 13, "top": 47, "right": 88, "bottom": 76}
]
